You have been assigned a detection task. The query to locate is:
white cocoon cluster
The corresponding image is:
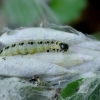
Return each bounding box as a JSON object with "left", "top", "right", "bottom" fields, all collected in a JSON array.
[
  {"left": 0, "top": 26, "right": 89, "bottom": 78},
  {"left": 0, "top": 26, "right": 100, "bottom": 100},
  {"left": 0, "top": 26, "right": 99, "bottom": 77}
]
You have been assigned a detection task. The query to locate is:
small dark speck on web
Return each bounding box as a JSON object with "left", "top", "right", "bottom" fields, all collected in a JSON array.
[
  {"left": 8, "top": 90, "right": 11, "bottom": 93},
  {"left": 76, "top": 88, "right": 79, "bottom": 92},
  {"left": 2, "top": 94, "right": 5, "bottom": 97},
  {"left": 19, "top": 80, "right": 22, "bottom": 82},
  {"left": 0, "top": 50, "right": 3, "bottom": 53},
  {"left": 22, "top": 81, "right": 26, "bottom": 83},
  {"left": 2, "top": 57, "right": 6, "bottom": 60}
]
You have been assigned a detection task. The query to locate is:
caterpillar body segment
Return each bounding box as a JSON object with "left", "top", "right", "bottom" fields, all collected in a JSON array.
[{"left": 0, "top": 40, "right": 69, "bottom": 56}]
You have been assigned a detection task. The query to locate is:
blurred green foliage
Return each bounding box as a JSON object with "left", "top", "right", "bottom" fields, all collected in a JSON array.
[
  {"left": 3, "top": 0, "right": 40, "bottom": 26},
  {"left": 93, "top": 32, "right": 100, "bottom": 40},
  {"left": 2, "top": 0, "right": 88, "bottom": 26},
  {"left": 50, "top": 0, "right": 87, "bottom": 23}
]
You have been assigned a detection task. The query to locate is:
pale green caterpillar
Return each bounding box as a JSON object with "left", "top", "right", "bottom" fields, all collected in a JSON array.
[{"left": 0, "top": 39, "right": 69, "bottom": 56}]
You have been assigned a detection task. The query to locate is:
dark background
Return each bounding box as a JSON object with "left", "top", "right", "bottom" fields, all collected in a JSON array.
[{"left": 73, "top": 0, "right": 100, "bottom": 34}]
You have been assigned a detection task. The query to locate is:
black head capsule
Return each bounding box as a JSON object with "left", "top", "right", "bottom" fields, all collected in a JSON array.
[{"left": 59, "top": 43, "right": 69, "bottom": 52}]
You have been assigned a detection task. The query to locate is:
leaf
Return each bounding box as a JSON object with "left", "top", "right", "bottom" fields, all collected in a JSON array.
[
  {"left": 93, "top": 32, "right": 100, "bottom": 40},
  {"left": 59, "top": 78, "right": 83, "bottom": 100}
]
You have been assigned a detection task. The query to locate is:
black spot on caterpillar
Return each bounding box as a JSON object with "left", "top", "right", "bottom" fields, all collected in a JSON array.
[
  {"left": 40, "top": 41, "right": 43, "bottom": 44},
  {"left": 47, "top": 50, "right": 49, "bottom": 52},
  {"left": 19, "top": 43, "right": 24, "bottom": 45},
  {"left": 0, "top": 39, "right": 69, "bottom": 56},
  {"left": 5, "top": 46, "right": 9, "bottom": 49},
  {"left": 11, "top": 44, "right": 16, "bottom": 47}
]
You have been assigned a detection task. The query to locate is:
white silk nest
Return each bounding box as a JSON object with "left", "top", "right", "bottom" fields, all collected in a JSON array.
[{"left": 0, "top": 25, "right": 100, "bottom": 100}]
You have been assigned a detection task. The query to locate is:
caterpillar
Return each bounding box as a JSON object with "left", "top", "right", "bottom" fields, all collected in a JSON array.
[{"left": 0, "top": 39, "right": 69, "bottom": 56}]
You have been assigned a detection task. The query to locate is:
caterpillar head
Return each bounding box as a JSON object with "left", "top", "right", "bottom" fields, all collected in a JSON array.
[{"left": 59, "top": 43, "right": 69, "bottom": 52}]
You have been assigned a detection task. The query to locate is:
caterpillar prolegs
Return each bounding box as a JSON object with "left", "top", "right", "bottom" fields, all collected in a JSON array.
[{"left": 0, "top": 39, "right": 69, "bottom": 56}]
